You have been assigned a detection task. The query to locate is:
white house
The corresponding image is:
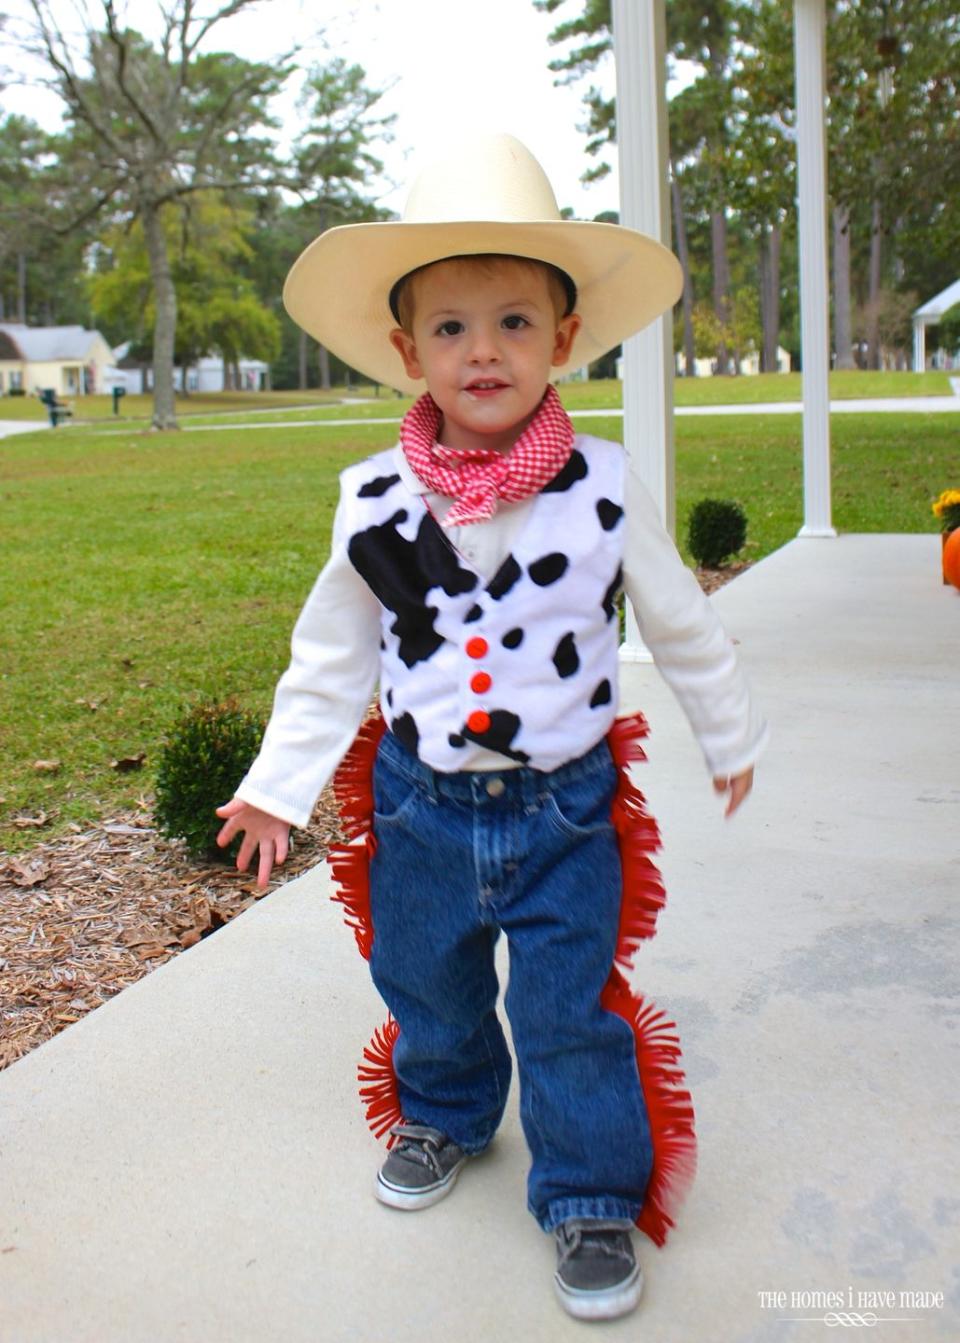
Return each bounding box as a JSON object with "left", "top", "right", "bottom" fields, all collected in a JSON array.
[
  {"left": 0, "top": 323, "right": 116, "bottom": 397},
  {"left": 108, "top": 345, "right": 271, "bottom": 394},
  {"left": 912, "top": 279, "right": 960, "bottom": 371}
]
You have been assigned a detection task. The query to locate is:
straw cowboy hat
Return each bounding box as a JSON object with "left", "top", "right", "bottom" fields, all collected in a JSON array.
[{"left": 283, "top": 133, "right": 683, "bottom": 395}]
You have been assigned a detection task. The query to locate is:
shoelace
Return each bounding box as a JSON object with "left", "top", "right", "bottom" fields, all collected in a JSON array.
[
  {"left": 388, "top": 1123, "right": 450, "bottom": 1176},
  {"left": 556, "top": 1221, "right": 634, "bottom": 1268}
]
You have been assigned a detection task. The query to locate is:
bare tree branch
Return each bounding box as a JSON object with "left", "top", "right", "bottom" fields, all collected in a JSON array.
[
  {"left": 26, "top": 0, "right": 123, "bottom": 155},
  {"left": 182, "top": 0, "right": 255, "bottom": 60},
  {"left": 103, "top": 0, "right": 166, "bottom": 148}
]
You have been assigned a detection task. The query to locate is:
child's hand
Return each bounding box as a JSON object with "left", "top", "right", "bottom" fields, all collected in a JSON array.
[
  {"left": 712, "top": 767, "right": 754, "bottom": 818},
  {"left": 215, "top": 798, "right": 291, "bottom": 889}
]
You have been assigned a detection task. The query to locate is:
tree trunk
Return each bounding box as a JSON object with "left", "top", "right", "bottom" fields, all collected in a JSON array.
[
  {"left": 759, "top": 222, "right": 781, "bottom": 373},
  {"left": 832, "top": 205, "right": 855, "bottom": 370},
  {"left": 17, "top": 252, "right": 27, "bottom": 324},
  {"left": 671, "top": 171, "right": 696, "bottom": 376},
  {"left": 867, "top": 197, "right": 882, "bottom": 371},
  {"left": 142, "top": 203, "right": 178, "bottom": 429},
  {"left": 318, "top": 344, "right": 331, "bottom": 391},
  {"left": 299, "top": 330, "right": 308, "bottom": 390},
  {"left": 711, "top": 208, "right": 730, "bottom": 374}
]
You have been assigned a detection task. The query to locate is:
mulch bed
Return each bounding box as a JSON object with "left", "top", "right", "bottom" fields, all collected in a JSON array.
[{"left": 0, "top": 564, "right": 748, "bottom": 1073}]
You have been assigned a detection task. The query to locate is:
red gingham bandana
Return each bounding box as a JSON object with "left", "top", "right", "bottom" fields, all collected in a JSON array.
[{"left": 399, "top": 384, "right": 575, "bottom": 528}]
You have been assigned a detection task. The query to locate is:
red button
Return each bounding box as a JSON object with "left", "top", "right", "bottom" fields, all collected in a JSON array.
[
  {"left": 470, "top": 671, "right": 492, "bottom": 694},
  {"left": 467, "top": 710, "right": 491, "bottom": 734},
  {"left": 466, "top": 636, "right": 488, "bottom": 659}
]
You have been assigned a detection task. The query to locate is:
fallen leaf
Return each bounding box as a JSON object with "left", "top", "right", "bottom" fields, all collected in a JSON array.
[
  {"left": 120, "top": 925, "right": 163, "bottom": 948},
  {"left": 7, "top": 858, "right": 50, "bottom": 887},
  {"left": 189, "top": 895, "right": 212, "bottom": 929},
  {"left": 12, "top": 811, "right": 49, "bottom": 829},
  {"left": 33, "top": 759, "right": 61, "bottom": 773},
  {"left": 179, "top": 928, "right": 203, "bottom": 949},
  {"left": 74, "top": 698, "right": 103, "bottom": 711},
  {"left": 110, "top": 752, "right": 146, "bottom": 772},
  {"left": 134, "top": 943, "right": 170, "bottom": 961}
]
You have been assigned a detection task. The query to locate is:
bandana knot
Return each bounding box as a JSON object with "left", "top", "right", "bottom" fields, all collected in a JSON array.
[{"left": 399, "top": 384, "right": 575, "bottom": 527}]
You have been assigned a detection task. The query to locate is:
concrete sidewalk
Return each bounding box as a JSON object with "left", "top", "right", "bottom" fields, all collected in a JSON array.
[{"left": 1, "top": 535, "right": 957, "bottom": 1342}]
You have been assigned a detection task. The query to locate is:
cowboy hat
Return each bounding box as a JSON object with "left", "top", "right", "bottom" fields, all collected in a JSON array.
[{"left": 283, "top": 133, "right": 682, "bottom": 394}]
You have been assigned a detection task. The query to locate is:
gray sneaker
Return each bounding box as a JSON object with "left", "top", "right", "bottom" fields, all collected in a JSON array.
[
  {"left": 375, "top": 1123, "right": 468, "bottom": 1210},
  {"left": 553, "top": 1218, "right": 643, "bottom": 1321}
]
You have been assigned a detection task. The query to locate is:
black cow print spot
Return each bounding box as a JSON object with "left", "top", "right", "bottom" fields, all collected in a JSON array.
[
  {"left": 379, "top": 638, "right": 386, "bottom": 651},
  {"left": 358, "top": 473, "right": 401, "bottom": 498},
  {"left": 542, "top": 449, "right": 588, "bottom": 494},
  {"left": 391, "top": 711, "right": 420, "bottom": 756},
  {"left": 487, "top": 555, "right": 522, "bottom": 600},
  {"left": 448, "top": 733, "right": 466, "bottom": 749},
  {"left": 596, "top": 498, "right": 624, "bottom": 531},
  {"left": 461, "top": 709, "right": 530, "bottom": 763},
  {"left": 590, "top": 678, "right": 612, "bottom": 708},
  {"left": 464, "top": 604, "right": 483, "bottom": 623},
  {"left": 348, "top": 510, "right": 478, "bottom": 667},
  {"left": 502, "top": 627, "right": 524, "bottom": 649},
  {"left": 602, "top": 563, "right": 623, "bottom": 623},
  {"left": 386, "top": 688, "right": 394, "bottom": 707},
  {"left": 529, "top": 553, "right": 569, "bottom": 587},
  {"left": 552, "top": 632, "right": 580, "bottom": 679}
]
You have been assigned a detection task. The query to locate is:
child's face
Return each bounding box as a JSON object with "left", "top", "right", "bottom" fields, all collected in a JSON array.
[{"left": 389, "top": 258, "right": 580, "bottom": 454}]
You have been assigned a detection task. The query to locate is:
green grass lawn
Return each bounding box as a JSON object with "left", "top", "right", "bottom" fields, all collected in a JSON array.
[
  {"left": 1, "top": 369, "right": 952, "bottom": 426},
  {"left": 1, "top": 409, "right": 954, "bottom": 852},
  {"left": 0, "top": 387, "right": 375, "bottom": 423}
]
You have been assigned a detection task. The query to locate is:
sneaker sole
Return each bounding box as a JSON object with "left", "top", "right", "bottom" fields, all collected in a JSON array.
[
  {"left": 374, "top": 1157, "right": 467, "bottom": 1211},
  {"left": 554, "top": 1262, "right": 643, "bottom": 1321}
]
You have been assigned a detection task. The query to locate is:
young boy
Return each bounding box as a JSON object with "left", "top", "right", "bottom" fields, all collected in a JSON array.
[{"left": 216, "top": 134, "right": 767, "bottom": 1322}]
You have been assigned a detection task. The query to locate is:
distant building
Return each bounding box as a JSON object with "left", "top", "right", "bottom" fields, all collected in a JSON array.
[
  {"left": 912, "top": 280, "right": 960, "bottom": 371},
  {"left": 0, "top": 323, "right": 115, "bottom": 396},
  {"left": 110, "top": 344, "right": 271, "bottom": 394}
]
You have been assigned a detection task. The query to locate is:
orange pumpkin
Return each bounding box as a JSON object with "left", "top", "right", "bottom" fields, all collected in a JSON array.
[{"left": 944, "top": 527, "right": 960, "bottom": 590}]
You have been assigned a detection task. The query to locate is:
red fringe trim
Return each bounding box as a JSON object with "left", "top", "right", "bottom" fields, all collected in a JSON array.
[
  {"left": 357, "top": 1014, "right": 404, "bottom": 1145},
  {"left": 332, "top": 711, "right": 387, "bottom": 840},
  {"left": 600, "top": 971, "right": 698, "bottom": 1247},
  {"left": 608, "top": 714, "right": 667, "bottom": 966},
  {"left": 327, "top": 711, "right": 386, "bottom": 961},
  {"left": 327, "top": 835, "right": 376, "bottom": 960},
  {"left": 604, "top": 715, "right": 697, "bottom": 1247}
]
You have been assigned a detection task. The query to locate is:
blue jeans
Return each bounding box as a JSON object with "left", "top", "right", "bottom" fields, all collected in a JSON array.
[{"left": 368, "top": 729, "right": 653, "bottom": 1232}]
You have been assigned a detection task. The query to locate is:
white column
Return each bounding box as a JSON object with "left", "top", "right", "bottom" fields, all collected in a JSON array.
[
  {"left": 612, "top": 0, "right": 675, "bottom": 660},
  {"left": 794, "top": 0, "right": 836, "bottom": 538},
  {"left": 913, "top": 319, "right": 926, "bottom": 373}
]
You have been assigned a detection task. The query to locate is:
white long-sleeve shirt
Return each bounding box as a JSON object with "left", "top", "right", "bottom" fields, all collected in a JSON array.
[{"left": 235, "top": 441, "right": 768, "bottom": 827}]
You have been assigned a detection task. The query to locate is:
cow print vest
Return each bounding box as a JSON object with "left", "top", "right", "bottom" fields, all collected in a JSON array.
[{"left": 340, "top": 434, "right": 626, "bottom": 773}]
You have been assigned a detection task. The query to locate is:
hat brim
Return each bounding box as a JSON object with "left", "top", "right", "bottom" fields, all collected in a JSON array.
[{"left": 282, "top": 220, "right": 683, "bottom": 394}]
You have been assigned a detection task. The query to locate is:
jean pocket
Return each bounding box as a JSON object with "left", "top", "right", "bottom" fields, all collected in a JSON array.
[
  {"left": 373, "top": 767, "right": 422, "bottom": 826},
  {"left": 542, "top": 766, "right": 617, "bottom": 839}
]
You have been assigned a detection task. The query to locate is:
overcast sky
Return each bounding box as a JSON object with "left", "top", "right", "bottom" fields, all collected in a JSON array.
[{"left": 1, "top": 0, "right": 627, "bottom": 219}]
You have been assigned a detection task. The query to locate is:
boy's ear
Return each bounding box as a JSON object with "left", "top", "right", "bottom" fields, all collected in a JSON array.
[
  {"left": 551, "top": 313, "right": 582, "bottom": 368},
  {"left": 389, "top": 328, "right": 423, "bottom": 381}
]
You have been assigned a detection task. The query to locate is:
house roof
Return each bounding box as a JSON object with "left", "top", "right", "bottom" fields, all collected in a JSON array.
[
  {"left": 913, "top": 279, "right": 960, "bottom": 320},
  {"left": 0, "top": 323, "right": 103, "bottom": 361}
]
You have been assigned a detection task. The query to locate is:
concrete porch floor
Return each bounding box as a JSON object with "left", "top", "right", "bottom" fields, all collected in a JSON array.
[{"left": 0, "top": 534, "right": 957, "bottom": 1342}]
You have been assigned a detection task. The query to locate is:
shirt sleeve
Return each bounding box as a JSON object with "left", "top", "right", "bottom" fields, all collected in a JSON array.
[
  {"left": 233, "top": 499, "right": 382, "bottom": 827},
  {"left": 622, "top": 465, "right": 769, "bottom": 778}
]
